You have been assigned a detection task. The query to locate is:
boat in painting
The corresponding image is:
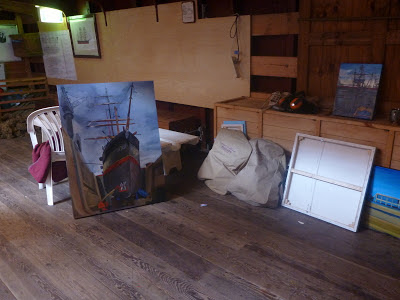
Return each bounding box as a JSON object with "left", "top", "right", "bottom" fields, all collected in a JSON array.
[
  {"left": 101, "top": 129, "right": 141, "bottom": 198},
  {"left": 87, "top": 83, "right": 143, "bottom": 200}
]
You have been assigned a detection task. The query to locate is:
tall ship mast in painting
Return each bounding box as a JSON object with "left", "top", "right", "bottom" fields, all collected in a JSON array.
[{"left": 87, "top": 83, "right": 142, "bottom": 200}]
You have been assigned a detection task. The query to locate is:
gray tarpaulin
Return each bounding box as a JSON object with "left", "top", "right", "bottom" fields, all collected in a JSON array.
[{"left": 198, "top": 129, "right": 286, "bottom": 207}]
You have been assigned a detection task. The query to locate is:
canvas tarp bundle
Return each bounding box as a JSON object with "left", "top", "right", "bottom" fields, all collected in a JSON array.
[
  {"left": 227, "top": 138, "right": 286, "bottom": 207},
  {"left": 197, "top": 128, "right": 252, "bottom": 195},
  {"left": 198, "top": 129, "right": 286, "bottom": 207}
]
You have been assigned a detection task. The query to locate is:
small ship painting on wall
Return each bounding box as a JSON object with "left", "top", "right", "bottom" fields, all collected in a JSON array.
[
  {"left": 57, "top": 81, "right": 165, "bottom": 219},
  {"left": 333, "top": 63, "right": 383, "bottom": 120}
]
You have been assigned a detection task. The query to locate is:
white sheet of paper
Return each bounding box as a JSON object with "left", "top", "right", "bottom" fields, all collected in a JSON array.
[{"left": 40, "top": 30, "right": 77, "bottom": 80}]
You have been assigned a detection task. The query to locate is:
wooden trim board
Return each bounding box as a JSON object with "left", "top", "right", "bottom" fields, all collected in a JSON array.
[
  {"left": 251, "top": 12, "right": 299, "bottom": 36},
  {"left": 251, "top": 56, "right": 297, "bottom": 78}
]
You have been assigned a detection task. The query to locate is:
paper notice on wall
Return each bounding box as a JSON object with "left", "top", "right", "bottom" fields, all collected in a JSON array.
[
  {"left": 0, "top": 25, "right": 21, "bottom": 62},
  {"left": 40, "top": 30, "right": 77, "bottom": 80}
]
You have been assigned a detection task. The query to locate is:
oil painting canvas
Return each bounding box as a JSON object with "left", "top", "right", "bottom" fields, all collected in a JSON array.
[
  {"left": 57, "top": 81, "right": 165, "bottom": 218},
  {"left": 333, "top": 63, "right": 383, "bottom": 120}
]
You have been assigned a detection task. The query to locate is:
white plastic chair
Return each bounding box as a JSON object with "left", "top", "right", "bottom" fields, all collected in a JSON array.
[{"left": 27, "top": 106, "right": 66, "bottom": 205}]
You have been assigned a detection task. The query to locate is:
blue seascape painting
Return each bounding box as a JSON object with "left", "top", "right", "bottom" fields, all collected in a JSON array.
[
  {"left": 57, "top": 81, "right": 165, "bottom": 218},
  {"left": 333, "top": 63, "right": 383, "bottom": 120}
]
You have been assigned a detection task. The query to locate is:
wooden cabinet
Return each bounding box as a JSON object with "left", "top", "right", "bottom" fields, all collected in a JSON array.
[
  {"left": 215, "top": 97, "right": 400, "bottom": 170},
  {"left": 214, "top": 97, "right": 265, "bottom": 139}
]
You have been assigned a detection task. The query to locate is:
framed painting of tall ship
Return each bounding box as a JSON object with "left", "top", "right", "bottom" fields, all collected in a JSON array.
[
  {"left": 333, "top": 63, "right": 383, "bottom": 120},
  {"left": 68, "top": 14, "right": 101, "bottom": 58},
  {"left": 57, "top": 81, "right": 165, "bottom": 218}
]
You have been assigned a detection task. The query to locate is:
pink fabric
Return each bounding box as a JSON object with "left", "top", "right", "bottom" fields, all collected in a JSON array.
[{"left": 28, "top": 142, "right": 68, "bottom": 183}]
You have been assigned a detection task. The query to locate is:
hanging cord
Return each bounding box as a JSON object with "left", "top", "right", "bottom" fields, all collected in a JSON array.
[
  {"left": 230, "top": 13, "right": 240, "bottom": 63},
  {"left": 90, "top": 0, "right": 108, "bottom": 26}
]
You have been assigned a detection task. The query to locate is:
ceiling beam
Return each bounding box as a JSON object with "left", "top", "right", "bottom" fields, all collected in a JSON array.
[{"left": 0, "top": 0, "right": 36, "bottom": 16}]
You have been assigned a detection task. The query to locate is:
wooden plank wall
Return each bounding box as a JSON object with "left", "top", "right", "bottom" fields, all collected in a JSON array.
[
  {"left": 42, "top": 3, "right": 251, "bottom": 109},
  {"left": 297, "top": 0, "right": 400, "bottom": 115},
  {"left": 250, "top": 11, "right": 299, "bottom": 99}
]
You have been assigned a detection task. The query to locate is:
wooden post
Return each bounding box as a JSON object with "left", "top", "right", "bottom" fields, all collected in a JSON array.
[{"left": 296, "top": 0, "right": 311, "bottom": 93}]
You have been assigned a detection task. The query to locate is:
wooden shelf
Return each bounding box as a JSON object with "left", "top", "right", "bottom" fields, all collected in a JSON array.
[{"left": 215, "top": 97, "right": 400, "bottom": 170}]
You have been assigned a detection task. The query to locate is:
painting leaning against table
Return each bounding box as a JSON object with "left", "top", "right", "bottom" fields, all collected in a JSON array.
[
  {"left": 57, "top": 81, "right": 166, "bottom": 218},
  {"left": 333, "top": 63, "right": 383, "bottom": 120}
]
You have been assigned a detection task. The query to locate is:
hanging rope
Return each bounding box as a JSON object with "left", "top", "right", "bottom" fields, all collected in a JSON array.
[{"left": 230, "top": 13, "right": 240, "bottom": 63}]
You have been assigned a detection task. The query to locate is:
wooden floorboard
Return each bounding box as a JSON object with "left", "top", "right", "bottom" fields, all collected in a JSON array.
[{"left": 0, "top": 136, "right": 399, "bottom": 299}]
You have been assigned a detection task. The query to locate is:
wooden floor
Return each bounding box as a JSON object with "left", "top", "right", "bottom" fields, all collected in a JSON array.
[{"left": 0, "top": 136, "right": 399, "bottom": 300}]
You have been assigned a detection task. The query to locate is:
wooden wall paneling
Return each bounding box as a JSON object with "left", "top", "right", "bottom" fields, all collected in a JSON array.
[
  {"left": 392, "top": 147, "right": 400, "bottom": 163},
  {"left": 386, "top": 30, "right": 400, "bottom": 44},
  {"left": 379, "top": 45, "right": 400, "bottom": 113},
  {"left": 250, "top": 91, "right": 270, "bottom": 99},
  {"left": 384, "top": 130, "right": 395, "bottom": 167},
  {"left": 308, "top": 31, "right": 372, "bottom": 46},
  {"left": 251, "top": 56, "right": 297, "bottom": 78},
  {"left": 320, "top": 121, "right": 388, "bottom": 144},
  {"left": 307, "top": 46, "right": 324, "bottom": 105},
  {"left": 262, "top": 112, "right": 317, "bottom": 132},
  {"left": 43, "top": 3, "right": 251, "bottom": 109},
  {"left": 238, "top": 0, "right": 298, "bottom": 15},
  {"left": 296, "top": 0, "right": 311, "bottom": 92},
  {"left": 262, "top": 111, "right": 317, "bottom": 154},
  {"left": 300, "top": 0, "right": 398, "bottom": 115},
  {"left": 390, "top": 160, "right": 400, "bottom": 170},
  {"left": 252, "top": 35, "right": 297, "bottom": 56},
  {"left": 251, "top": 12, "right": 299, "bottom": 36},
  {"left": 250, "top": 11, "right": 299, "bottom": 96},
  {"left": 318, "top": 45, "right": 337, "bottom": 109},
  {"left": 4, "top": 61, "right": 27, "bottom": 79},
  {"left": 389, "top": 0, "right": 400, "bottom": 29},
  {"left": 391, "top": 132, "right": 400, "bottom": 170},
  {"left": 371, "top": 19, "right": 388, "bottom": 115},
  {"left": 251, "top": 76, "right": 295, "bottom": 94},
  {"left": 372, "top": 20, "right": 388, "bottom": 63},
  {"left": 262, "top": 124, "right": 314, "bottom": 141}
]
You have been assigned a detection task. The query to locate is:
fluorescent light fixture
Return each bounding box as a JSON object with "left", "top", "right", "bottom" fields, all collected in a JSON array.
[{"left": 39, "top": 7, "right": 63, "bottom": 23}]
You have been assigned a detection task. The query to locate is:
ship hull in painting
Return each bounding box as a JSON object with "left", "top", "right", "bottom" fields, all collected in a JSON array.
[{"left": 102, "top": 130, "right": 141, "bottom": 198}]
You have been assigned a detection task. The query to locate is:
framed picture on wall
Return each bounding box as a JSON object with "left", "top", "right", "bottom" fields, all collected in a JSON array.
[
  {"left": 67, "top": 14, "right": 101, "bottom": 58},
  {"left": 182, "top": 1, "right": 195, "bottom": 23}
]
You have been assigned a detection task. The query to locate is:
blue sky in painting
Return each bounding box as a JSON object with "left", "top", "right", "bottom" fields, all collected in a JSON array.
[
  {"left": 337, "top": 63, "right": 383, "bottom": 88},
  {"left": 57, "top": 81, "right": 161, "bottom": 174}
]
